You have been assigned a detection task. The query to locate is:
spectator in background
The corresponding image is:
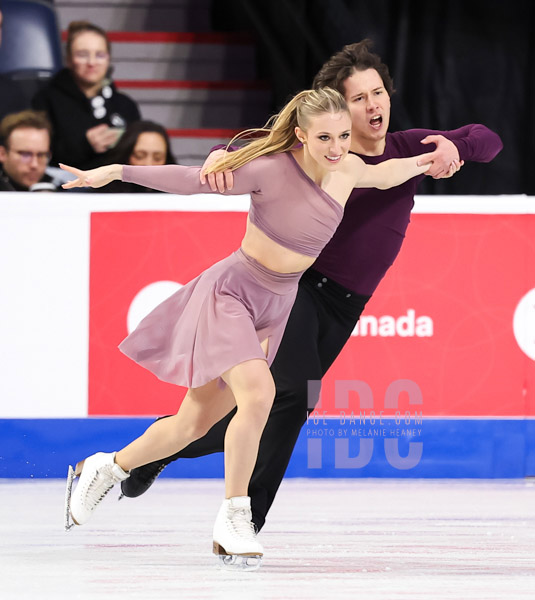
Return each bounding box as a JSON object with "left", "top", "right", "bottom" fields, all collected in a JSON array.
[
  {"left": 32, "top": 20, "right": 140, "bottom": 170},
  {"left": 97, "top": 120, "right": 176, "bottom": 193},
  {"left": 0, "top": 110, "right": 61, "bottom": 192}
]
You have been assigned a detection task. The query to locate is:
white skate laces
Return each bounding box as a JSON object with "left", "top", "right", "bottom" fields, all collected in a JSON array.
[
  {"left": 64, "top": 451, "right": 129, "bottom": 531},
  {"left": 213, "top": 496, "right": 263, "bottom": 571}
]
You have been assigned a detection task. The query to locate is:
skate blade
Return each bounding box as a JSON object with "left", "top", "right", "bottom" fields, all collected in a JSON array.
[
  {"left": 64, "top": 461, "right": 85, "bottom": 531},
  {"left": 216, "top": 554, "right": 262, "bottom": 571},
  {"left": 213, "top": 542, "right": 263, "bottom": 571},
  {"left": 64, "top": 465, "right": 76, "bottom": 532}
]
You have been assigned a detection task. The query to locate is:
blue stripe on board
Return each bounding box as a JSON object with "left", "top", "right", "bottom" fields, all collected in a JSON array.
[{"left": 0, "top": 418, "right": 534, "bottom": 478}]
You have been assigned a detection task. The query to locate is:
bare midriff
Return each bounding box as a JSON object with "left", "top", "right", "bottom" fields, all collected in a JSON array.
[{"left": 240, "top": 218, "right": 316, "bottom": 274}]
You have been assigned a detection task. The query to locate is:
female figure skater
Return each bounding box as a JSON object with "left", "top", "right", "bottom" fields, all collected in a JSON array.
[{"left": 61, "top": 87, "right": 431, "bottom": 570}]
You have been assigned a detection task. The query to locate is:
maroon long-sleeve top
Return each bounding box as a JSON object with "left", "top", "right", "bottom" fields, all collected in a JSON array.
[{"left": 313, "top": 125, "right": 503, "bottom": 294}]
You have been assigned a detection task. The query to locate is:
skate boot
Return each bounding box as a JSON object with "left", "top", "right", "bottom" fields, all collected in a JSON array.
[
  {"left": 119, "top": 456, "right": 172, "bottom": 500},
  {"left": 119, "top": 415, "right": 175, "bottom": 500},
  {"left": 212, "top": 496, "right": 263, "bottom": 571},
  {"left": 64, "top": 451, "right": 129, "bottom": 531}
]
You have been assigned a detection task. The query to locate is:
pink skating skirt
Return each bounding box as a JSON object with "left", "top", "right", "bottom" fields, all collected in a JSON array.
[{"left": 119, "top": 248, "right": 302, "bottom": 389}]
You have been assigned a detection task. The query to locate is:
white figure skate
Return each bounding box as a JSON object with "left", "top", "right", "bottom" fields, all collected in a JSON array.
[
  {"left": 64, "top": 452, "right": 129, "bottom": 531},
  {"left": 212, "top": 496, "right": 263, "bottom": 571}
]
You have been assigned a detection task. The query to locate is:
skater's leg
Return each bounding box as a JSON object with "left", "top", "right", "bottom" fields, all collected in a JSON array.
[
  {"left": 121, "top": 342, "right": 274, "bottom": 498},
  {"left": 248, "top": 282, "right": 322, "bottom": 529},
  {"left": 220, "top": 356, "right": 275, "bottom": 498},
  {"left": 212, "top": 357, "right": 273, "bottom": 565},
  {"left": 68, "top": 380, "right": 237, "bottom": 526},
  {"left": 139, "top": 409, "right": 236, "bottom": 460},
  {"left": 249, "top": 273, "right": 369, "bottom": 530},
  {"left": 120, "top": 409, "right": 234, "bottom": 498},
  {"left": 115, "top": 379, "right": 236, "bottom": 471},
  {"left": 177, "top": 409, "right": 234, "bottom": 457}
]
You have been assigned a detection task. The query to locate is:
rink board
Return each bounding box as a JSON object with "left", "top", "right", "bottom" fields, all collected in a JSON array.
[
  {"left": 1, "top": 417, "right": 534, "bottom": 478},
  {"left": 0, "top": 193, "right": 534, "bottom": 478}
]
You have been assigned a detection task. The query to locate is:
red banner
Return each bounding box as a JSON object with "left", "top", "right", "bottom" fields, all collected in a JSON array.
[
  {"left": 89, "top": 212, "right": 535, "bottom": 417},
  {"left": 321, "top": 214, "right": 535, "bottom": 417}
]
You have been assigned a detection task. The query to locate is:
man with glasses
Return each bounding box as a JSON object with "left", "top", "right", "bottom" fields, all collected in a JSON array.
[{"left": 0, "top": 110, "right": 60, "bottom": 192}]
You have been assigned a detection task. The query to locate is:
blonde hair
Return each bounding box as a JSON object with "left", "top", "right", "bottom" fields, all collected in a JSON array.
[{"left": 205, "top": 87, "right": 349, "bottom": 174}]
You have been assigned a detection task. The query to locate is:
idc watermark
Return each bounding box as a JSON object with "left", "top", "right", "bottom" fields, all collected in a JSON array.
[{"left": 306, "top": 379, "right": 424, "bottom": 471}]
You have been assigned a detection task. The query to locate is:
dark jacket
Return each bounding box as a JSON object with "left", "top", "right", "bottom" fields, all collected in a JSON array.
[
  {"left": 0, "top": 167, "right": 61, "bottom": 192},
  {"left": 0, "top": 76, "right": 35, "bottom": 122},
  {"left": 0, "top": 168, "right": 15, "bottom": 191},
  {"left": 32, "top": 68, "right": 141, "bottom": 169}
]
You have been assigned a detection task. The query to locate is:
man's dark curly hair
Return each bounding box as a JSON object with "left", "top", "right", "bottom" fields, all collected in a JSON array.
[{"left": 313, "top": 39, "right": 395, "bottom": 98}]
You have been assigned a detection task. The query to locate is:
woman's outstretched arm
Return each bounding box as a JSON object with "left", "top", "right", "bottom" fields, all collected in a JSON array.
[
  {"left": 349, "top": 152, "right": 434, "bottom": 190},
  {"left": 60, "top": 160, "right": 270, "bottom": 196}
]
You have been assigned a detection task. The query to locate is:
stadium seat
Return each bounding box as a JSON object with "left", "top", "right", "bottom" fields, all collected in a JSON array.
[
  {"left": 0, "top": 0, "right": 62, "bottom": 77},
  {"left": 0, "top": 0, "right": 62, "bottom": 119}
]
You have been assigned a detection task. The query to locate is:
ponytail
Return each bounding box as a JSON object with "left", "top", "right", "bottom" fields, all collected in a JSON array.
[{"left": 205, "top": 87, "right": 348, "bottom": 174}]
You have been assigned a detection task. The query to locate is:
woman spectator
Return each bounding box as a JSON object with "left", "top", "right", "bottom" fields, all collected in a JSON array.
[
  {"left": 97, "top": 120, "right": 176, "bottom": 192},
  {"left": 32, "top": 20, "right": 140, "bottom": 169}
]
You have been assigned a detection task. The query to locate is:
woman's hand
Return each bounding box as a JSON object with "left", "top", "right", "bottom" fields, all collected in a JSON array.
[
  {"left": 200, "top": 149, "right": 234, "bottom": 192},
  {"left": 86, "top": 124, "right": 121, "bottom": 153},
  {"left": 59, "top": 163, "right": 123, "bottom": 189},
  {"left": 437, "top": 159, "right": 463, "bottom": 178},
  {"left": 415, "top": 151, "right": 435, "bottom": 170}
]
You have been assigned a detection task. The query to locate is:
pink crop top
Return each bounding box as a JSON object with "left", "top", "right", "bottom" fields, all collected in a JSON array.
[{"left": 122, "top": 152, "right": 344, "bottom": 258}]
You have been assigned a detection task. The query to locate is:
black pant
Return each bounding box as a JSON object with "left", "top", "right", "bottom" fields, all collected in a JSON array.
[{"left": 174, "top": 268, "right": 369, "bottom": 530}]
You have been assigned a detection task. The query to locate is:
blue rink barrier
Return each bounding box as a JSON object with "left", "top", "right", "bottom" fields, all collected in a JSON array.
[{"left": 0, "top": 418, "right": 534, "bottom": 478}]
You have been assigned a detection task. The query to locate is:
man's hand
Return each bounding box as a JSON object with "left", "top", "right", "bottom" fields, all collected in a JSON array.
[
  {"left": 421, "top": 134, "right": 464, "bottom": 179},
  {"left": 86, "top": 124, "right": 121, "bottom": 154},
  {"left": 200, "top": 149, "right": 234, "bottom": 193}
]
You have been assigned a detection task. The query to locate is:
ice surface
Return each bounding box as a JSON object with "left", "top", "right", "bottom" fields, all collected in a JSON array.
[{"left": 0, "top": 478, "right": 534, "bottom": 599}]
